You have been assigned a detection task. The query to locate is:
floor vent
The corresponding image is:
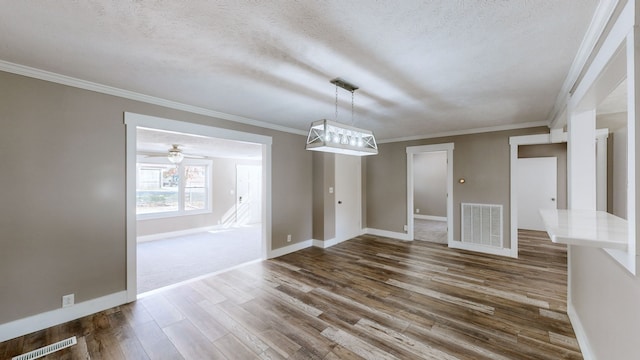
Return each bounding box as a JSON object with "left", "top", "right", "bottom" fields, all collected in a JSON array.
[
  {"left": 12, "top": 336, "right": 77, "bottom": 360},
  {"left": 461, "top": 203, "right": 503, "bottom": 248}
]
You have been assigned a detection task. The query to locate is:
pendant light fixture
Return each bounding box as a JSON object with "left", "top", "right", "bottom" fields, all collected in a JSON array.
[{"left": 305, "top": 78, "right": 378, "bottom": 156}]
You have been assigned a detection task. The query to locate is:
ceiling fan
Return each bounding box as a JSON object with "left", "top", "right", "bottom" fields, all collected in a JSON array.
[{"left": 143, "top": 144, "right": 204, "bottom": 164}]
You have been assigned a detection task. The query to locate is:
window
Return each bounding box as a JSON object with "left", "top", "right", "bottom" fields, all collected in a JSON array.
[
  {"left": 137, "top": 164, "right": 179, "bottom": 214},
  {"left": 184, "top": 165, "right": 207, "bottom": 211},
  {"left": 136, "top": 159, "right": 211, "bottom": 218}
]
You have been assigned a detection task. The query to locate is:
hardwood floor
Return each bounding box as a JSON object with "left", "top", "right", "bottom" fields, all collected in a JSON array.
[{"left": 1, "top": 230, "right": 581, "bottom": 359}]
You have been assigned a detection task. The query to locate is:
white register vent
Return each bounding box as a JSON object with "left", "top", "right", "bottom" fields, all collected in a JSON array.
[
  {"left": 461, "top": 203, "right": 503, "bottom": 248},
  {"left": 12, "top": 336, "right": 77, "bottom": 360}
]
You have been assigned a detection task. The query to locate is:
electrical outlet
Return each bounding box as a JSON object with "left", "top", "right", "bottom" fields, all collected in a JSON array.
[
  {"left": 62, "top": 294, "right": 75, "bottom": 308},
  {"left": 287, "top": 234, "right": 292, "bottom": 242},
  {"left": 416, "top": 208, "right": 420, "bottom": 213},
  {"left": 403, "top": 225, "right": 408, "bottom": 232}
]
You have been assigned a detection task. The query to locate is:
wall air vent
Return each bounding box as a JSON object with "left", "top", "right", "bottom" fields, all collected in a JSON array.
[{"left": 461, "top": 203, "right": 503, "bottom": 248}]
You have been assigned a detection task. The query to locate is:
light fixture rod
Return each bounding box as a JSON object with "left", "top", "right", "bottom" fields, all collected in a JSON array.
[{"left": 330, "top": 78, "right": 359, "bottom": 92}]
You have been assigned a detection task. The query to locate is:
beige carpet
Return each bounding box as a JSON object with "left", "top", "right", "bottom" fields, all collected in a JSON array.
[
  {"left": 414, "top": 218, "right": 447, "bottom": 243},
  {"left": 137, "top": 224, "right": 261, "bottom": 293}
]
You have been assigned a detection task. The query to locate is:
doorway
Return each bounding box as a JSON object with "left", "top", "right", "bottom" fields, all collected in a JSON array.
[
  {"left": 413, "top": 151, "right": 448, "bottom": 243},
  {"left": 335, "top": 154, "right": 362, "bottom": 241},
  {"left": 509, "top": 134, "right": 569, "bottom": 257},
  {"left": 124, "top": 113, "right": 272, "bottom": 301},
  {"left": 516, "top": 157, "right": 558, "bottom": 231},
  {"left": 134, "top": 129, "right": 263, "bottom": 294},
  {"left": 406, "top": 143, "right": 454, "bottom": 244}
]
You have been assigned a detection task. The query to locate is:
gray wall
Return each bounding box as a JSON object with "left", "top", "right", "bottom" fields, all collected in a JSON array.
[
  {"left": 365, "top": 127, "right": 549, "bottom": 246},
  {"left": 413, "top": 151, "right": 447, "bottom": 217},
  {"left": 518, "top": 143, "right": 567, "bottom": 210},
  {"left": 270, "top": 125, "right": 313, "bottom": 248},
  {"left": 570, "top": 246, "right": 640, "bottom": 359},
  {"left": 312, "top": 152, "right": 335, "bottom": 241},
  {"left": 0, "top": 71, "right": 312, "bottom": 324},
  {"left": 137, "top": 157, "right": 261, "bottom": 237}
]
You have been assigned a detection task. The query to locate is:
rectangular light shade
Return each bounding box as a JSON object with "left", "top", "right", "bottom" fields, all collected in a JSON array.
[{"left": 305, "top": 119, "right": 378, "bottom": 156}]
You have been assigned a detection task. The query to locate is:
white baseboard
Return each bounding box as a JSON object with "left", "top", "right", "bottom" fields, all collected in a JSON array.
[
  {"left": 313, "top": 238, "right": 338, "bottom": 248},
  {"left": 268, "top": 232, "right": 369, "bottom": 259},
  {"left": 137, "top": 225, "right": 219, "bottom": 242},
  {"left": 312, "top": 233, "right": 361, "bottom": 249},
  {"left": 364, "top": 228, "right": 412, "bottom": 241},
  {"left": 0, "top": 291, "right": 128, "bottom": 343},
  {"left": 567, "top": 302, "right": 595, "bottom": 360},
  {"left": 269, "top": 235, "right": 353, "bottom": 257},
  {"left": 448, "top": 240, "right": 515, "bottom": 258},
  {"left": 268, "top": 239, "right": 312, "bottom": 258},
  {"left": 414, "top": 214, "right": 447, "bottom": 221}
]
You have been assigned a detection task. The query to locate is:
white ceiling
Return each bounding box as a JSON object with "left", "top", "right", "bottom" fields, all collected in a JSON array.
[
  {"left": 0, "top": 1, "right": 600, "bottom": 140},
  {"left": 137, "top": 127, "right": 262, "bottom": 160},
  {"left": 597, "top": 79, "right": 627, "bottom": 131}
]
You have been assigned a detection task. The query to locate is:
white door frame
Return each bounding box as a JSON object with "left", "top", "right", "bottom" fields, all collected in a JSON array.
[
  {"left": 509, "top": 133, "right": 559, "bottom": 258},
  {"left": 406, "top": 143, "right": 454, "bottom": 244},
  {"left": 124, "top": 112, "right": 272, "bottom": 302},
  {"left": 509, "top": 130, "right": 606, "bottom": 258}
]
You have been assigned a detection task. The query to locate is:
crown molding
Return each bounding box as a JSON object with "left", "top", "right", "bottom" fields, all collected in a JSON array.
[
  {"left": 0, "top": 60, "right": 573, "bottom": 142},
  {"left": 547, "top": 0, "right": 621, "bottom": 129},
  {"left": 0, "top": 60, "right": 307, "bottom": 136},
  {"left": 378, "top": 120, "right": 548, "bottom": 144}
]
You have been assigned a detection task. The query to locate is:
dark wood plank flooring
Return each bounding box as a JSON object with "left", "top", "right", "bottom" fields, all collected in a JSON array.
[{"left": 1, "top": 230, "right": 581, "bottom": 359}]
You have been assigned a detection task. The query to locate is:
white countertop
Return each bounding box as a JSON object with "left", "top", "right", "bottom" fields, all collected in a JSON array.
[{"left": 539, "top": 209, "right": 628, "bottom": 251}]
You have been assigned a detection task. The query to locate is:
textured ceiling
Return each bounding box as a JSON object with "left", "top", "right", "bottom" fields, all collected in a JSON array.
[
  {"left": 0, "top": 1, "right": 600, "bottom": 140},
  {"left": 137, "top": 127, "right": 262, "bottom": 160}
]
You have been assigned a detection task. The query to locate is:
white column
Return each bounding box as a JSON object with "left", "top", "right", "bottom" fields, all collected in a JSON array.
[
  {"left": 550, "top": 128, "right": 567, "bottom": 143},
  {"left": 627, "top": 26, "right": 639, "bottom": 261},
  {"left": 596, "top": 132, "right": 608, "bottom": 211},
  {"left": 567, "top": 110, "right": 596, "bottom": 210}
]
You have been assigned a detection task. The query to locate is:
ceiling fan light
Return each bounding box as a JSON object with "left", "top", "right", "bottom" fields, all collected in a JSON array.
[{"left": 167, "top": 150, "right": 184, "bottom": 164}]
